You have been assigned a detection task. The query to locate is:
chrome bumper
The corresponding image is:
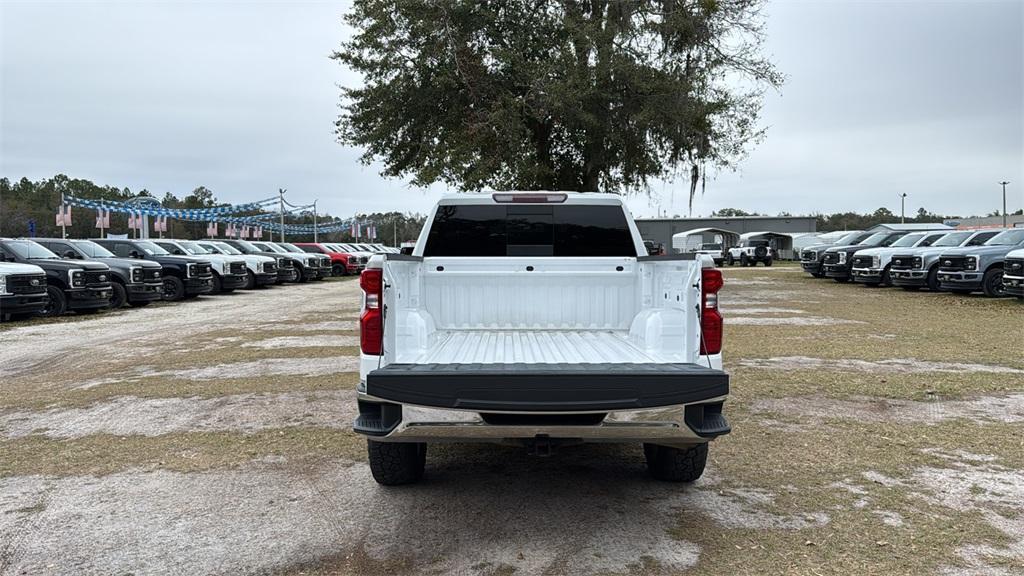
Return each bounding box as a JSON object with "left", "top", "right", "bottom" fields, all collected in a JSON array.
[{"left": 355, "top": 394, "right": 728, "bottom": 446}]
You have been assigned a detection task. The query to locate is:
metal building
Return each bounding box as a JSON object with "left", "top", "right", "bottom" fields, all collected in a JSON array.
[{"left": 636, "top": 216, "right": 817, "bottom": 252}]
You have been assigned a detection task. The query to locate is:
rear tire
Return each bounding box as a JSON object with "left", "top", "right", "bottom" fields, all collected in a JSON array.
[
  {"left": 367, "top": 440, "right": 426, "bottom": 486},
  {"left": 40, "top": 286, "right": 67, "bottom": 317},
  {"left": 644, "top": 443, "right": 708, "bottom": 482},
  {"left": 982, "top": 268, "right": 1006, "bottom": 298},
  {"left": 764, "top": 257, "right": 773, "bottom": 267}
]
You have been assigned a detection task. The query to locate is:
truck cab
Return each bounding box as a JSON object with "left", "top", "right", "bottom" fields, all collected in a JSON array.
[
  {"left": 197, "top": 240, "right": 278, "bottom": 289},
  {"left": 849, "top": 231, "right": 948, "bottom": 286},
  {"left": 0, "top": 238, "right": 112, "bottom": 316},
  {"left": 94, "top": 239, "right": 213, "bottom": 301},
  {"left": 0, "top": 261, "right": 49, "bottom": 320},
  {"left": 34, "top": 238, "right": 163, "bottom": 308},
  {"left": 936, "top": 229, "right": 1024, "bottom": 297},
  {"left": 353, "top": 192, "right": 729, "bottom": 486},
  {"left": 153, "top": 239, "right": 248, "bottom": 294}
]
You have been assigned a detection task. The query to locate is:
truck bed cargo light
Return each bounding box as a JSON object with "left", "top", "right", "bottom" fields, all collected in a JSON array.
[{"left": 492, "top": 192, "right": 568, "bottom": 203}]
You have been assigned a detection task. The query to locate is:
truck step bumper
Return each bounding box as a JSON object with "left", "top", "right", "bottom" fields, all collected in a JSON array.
[{"left": 365, "top": 362, "right": 729, "bottom": 412}]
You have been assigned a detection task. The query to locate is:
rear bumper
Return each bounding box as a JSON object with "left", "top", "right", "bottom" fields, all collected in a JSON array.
[
  {"left": 1002, "top": 275, "right": 1024, "bottom": 296},
  {"left": 0, "top": 292, "right": 48, "bottom": 314},
  {"left": 355, "top": 362, "right": 730, "bottom": 444},
  {"left": 127, "top": 282, "right": 163, "bottom": 302}
]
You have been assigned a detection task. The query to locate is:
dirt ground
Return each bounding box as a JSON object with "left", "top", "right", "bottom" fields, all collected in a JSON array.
[{"left": 1, "top": 267, "right": 1022, "bottom": 576}]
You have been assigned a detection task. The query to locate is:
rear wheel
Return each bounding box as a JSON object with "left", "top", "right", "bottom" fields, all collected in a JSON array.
[
  {"left": 39, "top": 286, "right": 67, "bottom": 317},
  {"left": 109, "top": 282, "right": 127, "bottom": 309},
  {"left": 644, "top": 443, "right": 708, "bottom": 482},
  {"left": 367, "top": 440, "right": 426, "bottom": 486},
  {"left": 982, "top": 268, "right": 1006, "bottom": 298},
  {"left": 764, "top": 257, "right": 773, "bottom": 267}
]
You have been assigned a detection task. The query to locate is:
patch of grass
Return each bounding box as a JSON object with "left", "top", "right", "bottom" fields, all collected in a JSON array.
[{"left": 0, "top": 427, "right": 366, "bottom": 478}]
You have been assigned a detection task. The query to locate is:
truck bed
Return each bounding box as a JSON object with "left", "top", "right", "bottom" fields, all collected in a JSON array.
[{"left": 409, "top": 329, "right": 690, "bottom": 364}]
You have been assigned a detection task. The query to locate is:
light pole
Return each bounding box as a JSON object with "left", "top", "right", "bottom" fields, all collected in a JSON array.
[
  {"left": 278, "top": 188, "right": 286, "bottom": 242},
  {"left": 312, "top": 200, "right": 318, "bottom": 243},
  {"left": 900, "top": 193, "right": 907, "bottom": 224},
  {"left": 999, "top": 181, "right": 1010, "bottom": 228}
]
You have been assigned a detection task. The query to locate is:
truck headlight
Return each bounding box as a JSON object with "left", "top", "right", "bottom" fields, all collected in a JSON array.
[
  {"left": 872, "top": 256, "right": 880, "bottom": 268},
  {"left": 131, "top": 267, "right": 143, "bottom": 283},
  {"left": 0, "top": 274, "right": 8, "bottom": 296},
  {"left": 187, "top": 263, "right": 198, "bottom": 277},
  {"left": 912, "top": 257, "right": 923, "bottom": 269},
  {"left": 965, "top": 257, "right": 977, "bottom": 271},
  {"left": 308, "top": 258, "right": 317, "bottom": 267},
  {"left": 255, "top": 261, "right": 263, "bottom": 272},
  {"left": 838, "top": 252, "right": 847, "bottom": 264},
  {"left": 70, "top": 269, "right": 85, "bottom": 287}
]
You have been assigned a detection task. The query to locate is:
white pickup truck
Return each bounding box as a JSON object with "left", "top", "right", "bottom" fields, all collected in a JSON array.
[{"left": 354, "top": 192, "right": 729, "bottom": 485}]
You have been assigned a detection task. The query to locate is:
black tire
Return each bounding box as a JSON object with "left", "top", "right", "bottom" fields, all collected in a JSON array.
[
  {"left": 764, "top": 257, "right": 773, "bottom": 267},
  {"left": 726, "top": 254, "right": 735, "bottom": 266},
  {"left": 244, "top": 270, "right": 256, "bottom": 290},
  {"left": 644, "top": 443, "right": 708, "bottom": 482},
  {"left": 39, "top": 286, "right": 67, "bottom": 317},
  {"left": 211, "top": 273, "right": 223, "bottom": 295},
  {"left": 332, "top": 264, "right": 346, "bottom": 277},
  {"left": 880, "top": 266, "right": 892, "bottom": 287},
  {"left": 926, "top": 266, "right": 941, "bottom": 291},
  {"left": 109, "top": 282, "right": 127, "bottom": 309},
  {"left": 295, "top": 266, "right": 309, "bottom": 283},
  {"left": 740, "top": 254, "right": 749, "bottom": 267},
  {"left": 982, "top": 268, "right": 1006, "bottom": 298},
  {"left": 754, "top": 246, "right": 768, "bottom": 259},
  {"left": 367, "top": 440, "right": 426, "bottom": 486},
  {"left": 162, "top": 276, "right": 186, "bottom": 301}
]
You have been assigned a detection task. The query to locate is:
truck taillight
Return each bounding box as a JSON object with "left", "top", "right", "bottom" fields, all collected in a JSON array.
[
  {"left": 360, "top": 268, "right": 383, "bottom": 355},
  {"left": 700, "top": 268, "right": 723, "bottom": 355}
]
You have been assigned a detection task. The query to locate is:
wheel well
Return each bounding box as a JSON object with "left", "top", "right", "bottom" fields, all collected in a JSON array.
[{"left": 985, "top": 262, "right": 1004, "bottom": 272}]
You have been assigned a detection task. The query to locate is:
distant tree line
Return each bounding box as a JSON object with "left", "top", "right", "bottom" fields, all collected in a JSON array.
[{"left": 0, "top": 175, "right": 425, "bottom": 245}]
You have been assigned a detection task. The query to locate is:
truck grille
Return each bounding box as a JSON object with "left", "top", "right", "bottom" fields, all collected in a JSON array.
[
  {"left": 1005, "top": 258, "right": 1024, "bottom": 277},
  {"left": 229, "top": 262, "right": 246, "bottom": 275},
  {"left": 143, "top": 268, "right": 162, "bottom": 281},
  {"left": 822, "top": 252, "right": 839, "bottom": 265},
  {"left": 890, "top": 255, "right": 915, "bottom": 270},
  {"left": 359, "top": 256, "right": 368, "bottom": 264},
  {"left": 195, "top": 264, "right": 213, "bottom": 277},
  {"left": 7, "top": 274, "right": 47, "bottom": 294},
  {"left": 851, "top": 255, "right": 872, "bottom": 268},
  {"left": 84, "top": 271, "right": 112, "bottom": 286},
  {"left": 938, "top": 256, "right": 967, "bottom": 271},
  {"left": 279, "top": 259, "right": 294, "bottom": 269},
  {"left": 263, "top": 262, "right": 277, "bottom": 274},
  {"left": 801, "top": 250, "right": 816, "bottom": 261}
]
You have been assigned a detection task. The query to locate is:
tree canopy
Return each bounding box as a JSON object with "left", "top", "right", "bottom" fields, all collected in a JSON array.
[{"left": 333, "top": 0, "right": 782, "bottom": 209}]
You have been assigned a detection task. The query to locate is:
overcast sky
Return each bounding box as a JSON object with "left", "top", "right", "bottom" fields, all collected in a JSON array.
[{"left": 1, "top": 0, "right": 1021, "bottom": 220}]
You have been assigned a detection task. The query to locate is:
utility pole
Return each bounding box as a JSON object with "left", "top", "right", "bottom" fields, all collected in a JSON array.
[
  {"left": 278, "top": 188, "right": 286, "bottom": 243},
  {"left": 313, "top": 200, "right": 318, "bottom": 243},
  {"left": 900, "top": 193, "right": 907, "bottom": 224},
  {"left": 999, "top": 181, "right": 1010, "bottom": 228}
]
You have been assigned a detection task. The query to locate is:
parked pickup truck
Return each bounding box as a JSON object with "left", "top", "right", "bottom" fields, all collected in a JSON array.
[
  {"left": 849, "top": 231, "right": 949, "bottom": 287},
  {"left": 0, "top": 261, "right": 48, "bottom": 320},
  {"left": 823, "top": 231, "right": 914, "bottom": 282},
  {"left": 801, "top": 231, "right": 871, "bottom": 278},
  {"left": 94, "top": 239, "right": 214, "bottom": 301},
  {"left": 0, "top": 238, "right": 112, "bottom": 316},
  {"left": 251, "top": 241, "right": 317, "bottom": 282},
  {"left": 889, "top": 230, "right": 1003, "bottom": 291},
  {"left": 1003, "top": 248, "right": 1024, "bottom": 299},
  {"left": 34, "top": 238, "right": 163, "bottom": 308},
  {"left": 936, "top": 229, "right": 1024, "bottom": 297},
  {"left": 197, "top": 240, "right": 278, "bottom": 289},
  {"left": 153, "top": 239, "right": 248, "bottom": 294},
  {"left": 295, "top": 242, "right": 363, "bottom": 276},
  {"left": 218, "top": 239, "right": 298, "bottom": 284},
  {"left": 353, "top": 192, "right": 729, "bottom": 486},
  {"left": 276, "top": 242, "right": 332, "bottom": 280}
]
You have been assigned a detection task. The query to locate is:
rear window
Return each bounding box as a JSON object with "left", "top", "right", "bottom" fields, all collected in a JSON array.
[{"left": 423, "top": 204, "right": 637, "bottom": 257}]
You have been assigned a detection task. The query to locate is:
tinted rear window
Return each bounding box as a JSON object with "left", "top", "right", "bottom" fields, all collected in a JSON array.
[{"left": 423, "top": 204, "right": 637, "bottom": 257}]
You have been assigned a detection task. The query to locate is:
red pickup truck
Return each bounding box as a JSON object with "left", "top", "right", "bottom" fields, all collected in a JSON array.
[{"left": 294, "top": 243, "right": 363, "bottom": 276}]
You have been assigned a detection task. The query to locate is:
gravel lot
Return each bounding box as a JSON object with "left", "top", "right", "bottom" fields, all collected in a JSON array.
[{"left": 1, "top": 269, "right": 1022, "bottom": 575}]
